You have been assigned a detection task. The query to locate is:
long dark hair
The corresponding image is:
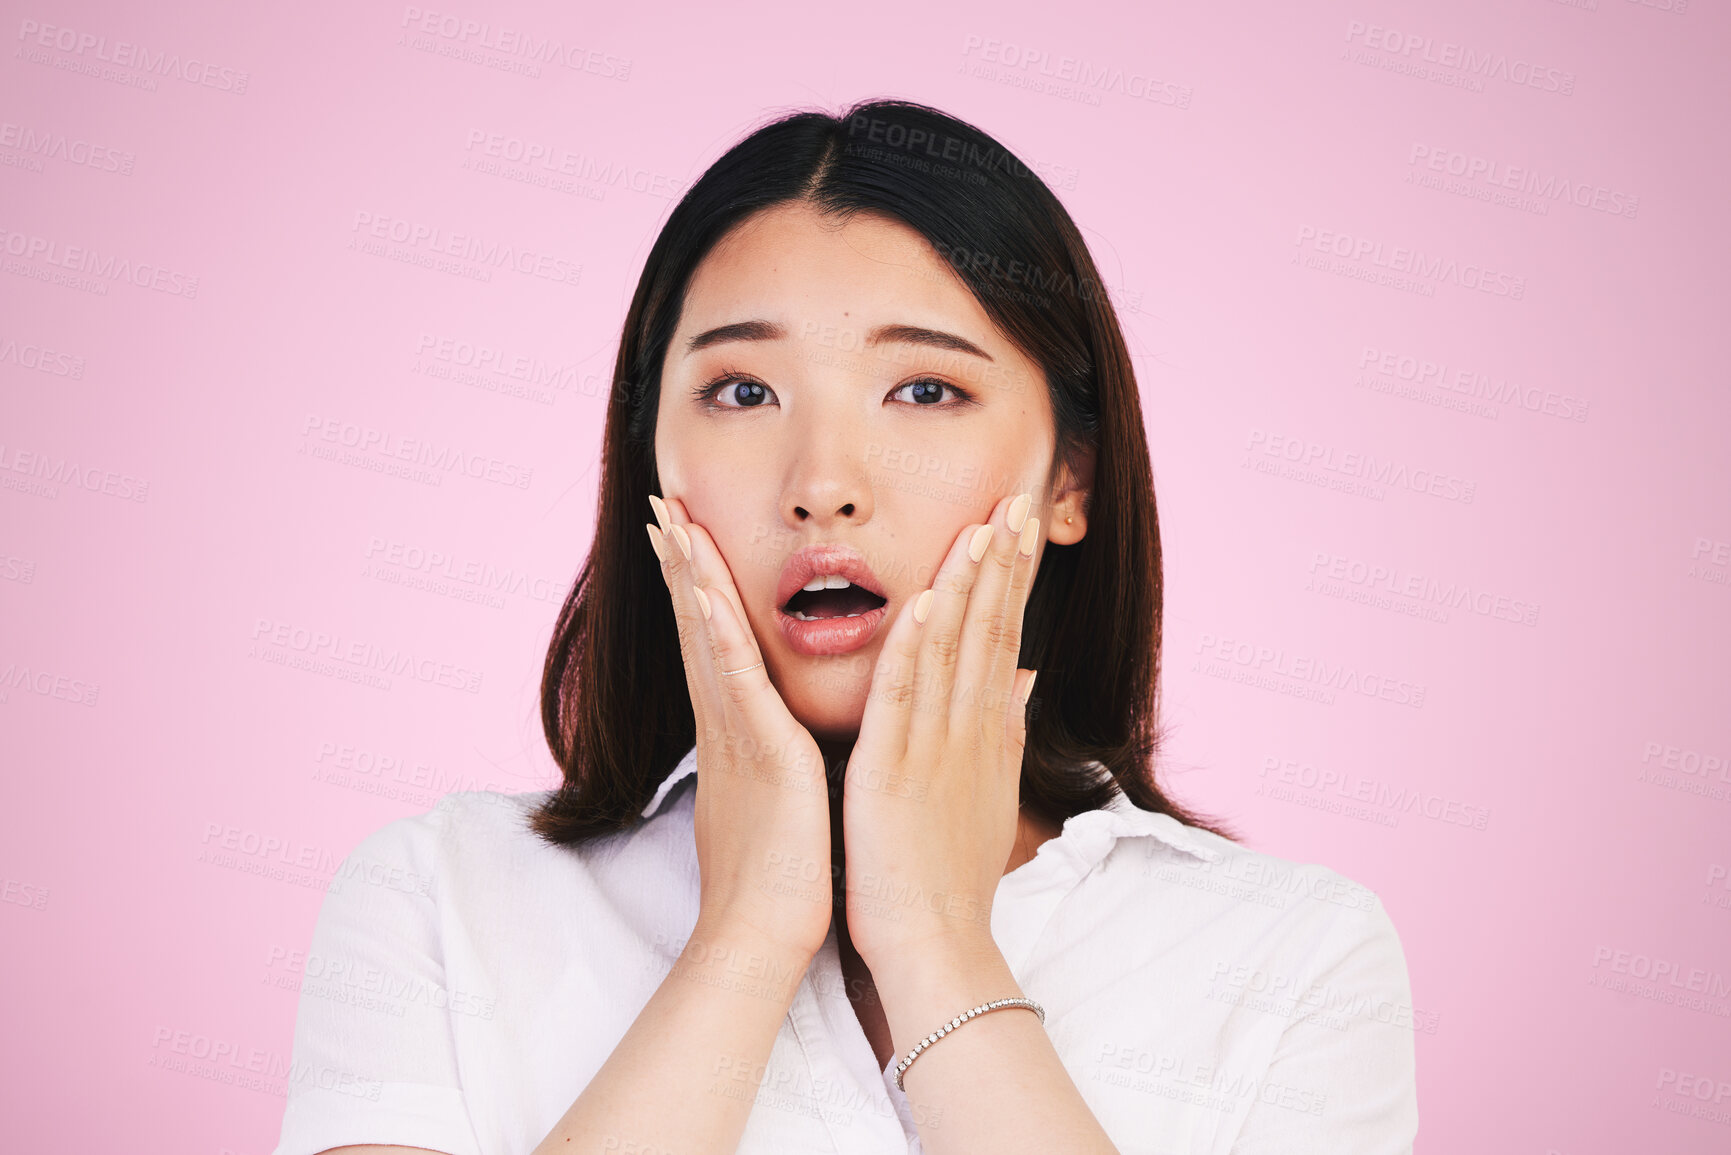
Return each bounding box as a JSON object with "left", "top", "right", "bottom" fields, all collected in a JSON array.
[{"left": 530, "top": 98, "right": 1239, "bottom": 847}]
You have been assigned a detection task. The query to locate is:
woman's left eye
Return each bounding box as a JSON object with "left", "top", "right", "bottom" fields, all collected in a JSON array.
[{"left": 889, "top": 378, "right": 968, "bottom": 406}]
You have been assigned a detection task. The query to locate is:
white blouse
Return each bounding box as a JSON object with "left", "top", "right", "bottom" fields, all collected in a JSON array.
[{"left": 270, "top": 744, "right": 1418, "bottom": 1155}]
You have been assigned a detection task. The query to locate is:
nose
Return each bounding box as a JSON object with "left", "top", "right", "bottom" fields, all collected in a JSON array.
[{"left": 782, "top": 412, "right": 874, "bottom": 530}]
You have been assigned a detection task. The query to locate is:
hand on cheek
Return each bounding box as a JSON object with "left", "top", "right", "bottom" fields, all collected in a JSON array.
[
  {"left": 840, "top": 491, "right": 1041, "bottom": 969},
  {"left": 646, "top": 493, "right": 834, "bottom": 965}
]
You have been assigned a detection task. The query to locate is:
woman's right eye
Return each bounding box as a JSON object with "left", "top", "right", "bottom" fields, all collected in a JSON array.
[{"left": 698, "top": 378, "right": 777, "bottom": 408}]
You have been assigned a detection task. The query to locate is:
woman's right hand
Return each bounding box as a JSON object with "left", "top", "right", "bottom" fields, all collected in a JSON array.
[{"left": 647, "top": 494, "right": 834, "bottom": 967}]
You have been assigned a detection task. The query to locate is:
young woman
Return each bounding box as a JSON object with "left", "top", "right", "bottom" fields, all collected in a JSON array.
[{"left": 272, "top": 100, "right": 1418, "bottom": 1155}]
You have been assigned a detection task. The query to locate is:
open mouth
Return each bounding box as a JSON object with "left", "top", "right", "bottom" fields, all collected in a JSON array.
[{"left": 780, "top": 577, "right": 889, "bottom": 621}]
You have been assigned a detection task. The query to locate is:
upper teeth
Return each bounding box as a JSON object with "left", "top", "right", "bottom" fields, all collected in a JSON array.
[{"left": 801, "top": 574, "right": 853, "bottom": 592}]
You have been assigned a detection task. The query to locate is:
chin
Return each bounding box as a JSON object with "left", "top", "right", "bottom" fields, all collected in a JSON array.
[
  {"left": 789, "top": 697, "right": 868, "bottom": 744},
  {"left": 778, "top": 664, "right": 871, "bottom": 742}
]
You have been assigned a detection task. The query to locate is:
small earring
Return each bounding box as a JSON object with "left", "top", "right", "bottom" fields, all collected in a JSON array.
[{"left": 1065, "top": 516, "right": 1073, "bottom": 524}]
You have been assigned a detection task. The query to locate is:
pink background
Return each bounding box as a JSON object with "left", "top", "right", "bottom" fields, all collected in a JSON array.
[{"left": 3, "top": 1, "right": 1728, "bottom": 1151}]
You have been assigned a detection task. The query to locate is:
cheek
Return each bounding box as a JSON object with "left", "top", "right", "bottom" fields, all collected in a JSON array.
[
  {"left": 875, "top": 437, "right": 1003, "bottom": 515},
  {"left": 660, "top": 437, "right": 784, "bottom": 621},
  {"left": 671, "top": 444, "right": 764, "bottom": 530},
  {"left": 878, "top": 465, "right": 1000, "bottom": 563},
  {"left": 689, "top": 507, "right": 781, "bottom": 605}
]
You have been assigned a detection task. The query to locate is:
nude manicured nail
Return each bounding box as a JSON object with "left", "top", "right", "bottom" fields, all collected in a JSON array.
[
  {"left": 648, "top": 494, "right": 670, "bottom": 534},
  {"left": 913, "top": 588, "right": 934, "bottom": 624},
  {"left": 1007, "top": 492, "right": 1033, "bottom": 533},
  {"left": 1019, "top": 516, "right": 1040, "bottom": 557},
  {"left": 968, "top": 524, "right": 994, "bottom": 563},
  {"left": 645, "top": 523, "right": 667, "bottom": 563},
  {"left": 692, "top": 586, "right": 712, "bottom": 621},
  {"left": 670, "top": 524, "right": 692, "bottom": 561}
]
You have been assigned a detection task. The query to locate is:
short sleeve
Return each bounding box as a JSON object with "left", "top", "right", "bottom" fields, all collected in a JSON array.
[
  {"left": 270, "top": 808, "right": 484, "bottom": 1155},
  {"left": 1229, "top": 897, "right": 1420, "bottom": 1154}
]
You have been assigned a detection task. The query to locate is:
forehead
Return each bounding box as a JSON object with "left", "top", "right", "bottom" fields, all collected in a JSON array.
[{"left": 678, "top": 201, "right": 992, "bottom": 336}]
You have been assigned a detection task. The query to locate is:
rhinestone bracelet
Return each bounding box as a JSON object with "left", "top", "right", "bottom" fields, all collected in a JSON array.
[{"left": 892, "top": 996, "right": 1046, "bottom": 1091}]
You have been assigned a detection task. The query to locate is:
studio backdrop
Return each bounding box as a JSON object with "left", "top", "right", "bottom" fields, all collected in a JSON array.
[{"left": 1, "top": 1, "right": 1727, "bottom": 1152}]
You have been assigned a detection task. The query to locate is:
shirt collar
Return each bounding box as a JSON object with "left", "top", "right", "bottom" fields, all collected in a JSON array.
[
  {"left": 1094, "top": 780, "right": 1222, "bottom": 862},
  {"left": 639, "top": 745, "right": 700, "bottom": 818},
  {"left": 639, "top": 746, "right": 1218, "bottom": 863}
]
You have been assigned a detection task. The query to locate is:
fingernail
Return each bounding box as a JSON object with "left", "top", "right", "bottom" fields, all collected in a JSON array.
[
  {"left": 1007, "top": 492, "right": 1032, "bottom": 533},
  {"left": 645, "top": 523, "right": 667, "bottom": 563},
  {"left": 968, "top": 524, "right": 993, "bottom": 563},
  {"left": 913, "top": 588, "right": 934, "bottom": 624},
  {"left": 1023, "top": 670, "right": 1039, "bottom": 705},
  {"left": 670, "top": 523, "right": 692, "bottom": 561},
  {"left": 648, "top": 494, "right": 670, "bottom": 534},
  {"left": 1018, "top": 516, "right": 1039, "bottom": 557},
  {"left": 693, "top": 586, "right": 712, "bottom": 621}
]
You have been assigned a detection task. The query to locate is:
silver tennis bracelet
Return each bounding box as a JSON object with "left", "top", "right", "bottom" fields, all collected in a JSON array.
[{"left": 892, "top": 996, "right": 1047, "bottom": 1091}]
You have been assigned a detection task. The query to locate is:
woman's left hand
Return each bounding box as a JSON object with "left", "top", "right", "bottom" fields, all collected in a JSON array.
[{"left": 840, "top": 490, "right": 1042, "bottom": 971}]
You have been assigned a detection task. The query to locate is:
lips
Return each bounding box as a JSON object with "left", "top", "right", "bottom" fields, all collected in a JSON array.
[
  {"left": 774, "top": 546, "right": 889, "bottom": 611},
  {"left": 774, "top": 545, "right": 891, "bottom": 657}
]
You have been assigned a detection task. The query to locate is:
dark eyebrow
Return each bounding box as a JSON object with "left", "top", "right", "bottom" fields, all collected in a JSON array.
[
  {"left": 870, "top": 324, "right": 994, "bottom": 363},
  {"left": 683, "top": 320, "right": 994, "bottom": 363},
  {"left": 684, "top": 319, "right": 786, "bottom": 355}
]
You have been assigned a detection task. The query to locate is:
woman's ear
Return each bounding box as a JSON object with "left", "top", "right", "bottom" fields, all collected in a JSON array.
[{"left": 1046, "top": 444, "right": 1095, "bottom": 547}]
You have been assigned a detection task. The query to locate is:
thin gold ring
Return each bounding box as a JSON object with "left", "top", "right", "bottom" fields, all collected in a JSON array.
[{"left": 720, "top": 660, "right": 764, "bottom": 677}]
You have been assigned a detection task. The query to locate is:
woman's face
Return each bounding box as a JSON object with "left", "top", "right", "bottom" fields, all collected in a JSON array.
[{"left": 654, "top": 200, "right": 1087, "bottom": 742}]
